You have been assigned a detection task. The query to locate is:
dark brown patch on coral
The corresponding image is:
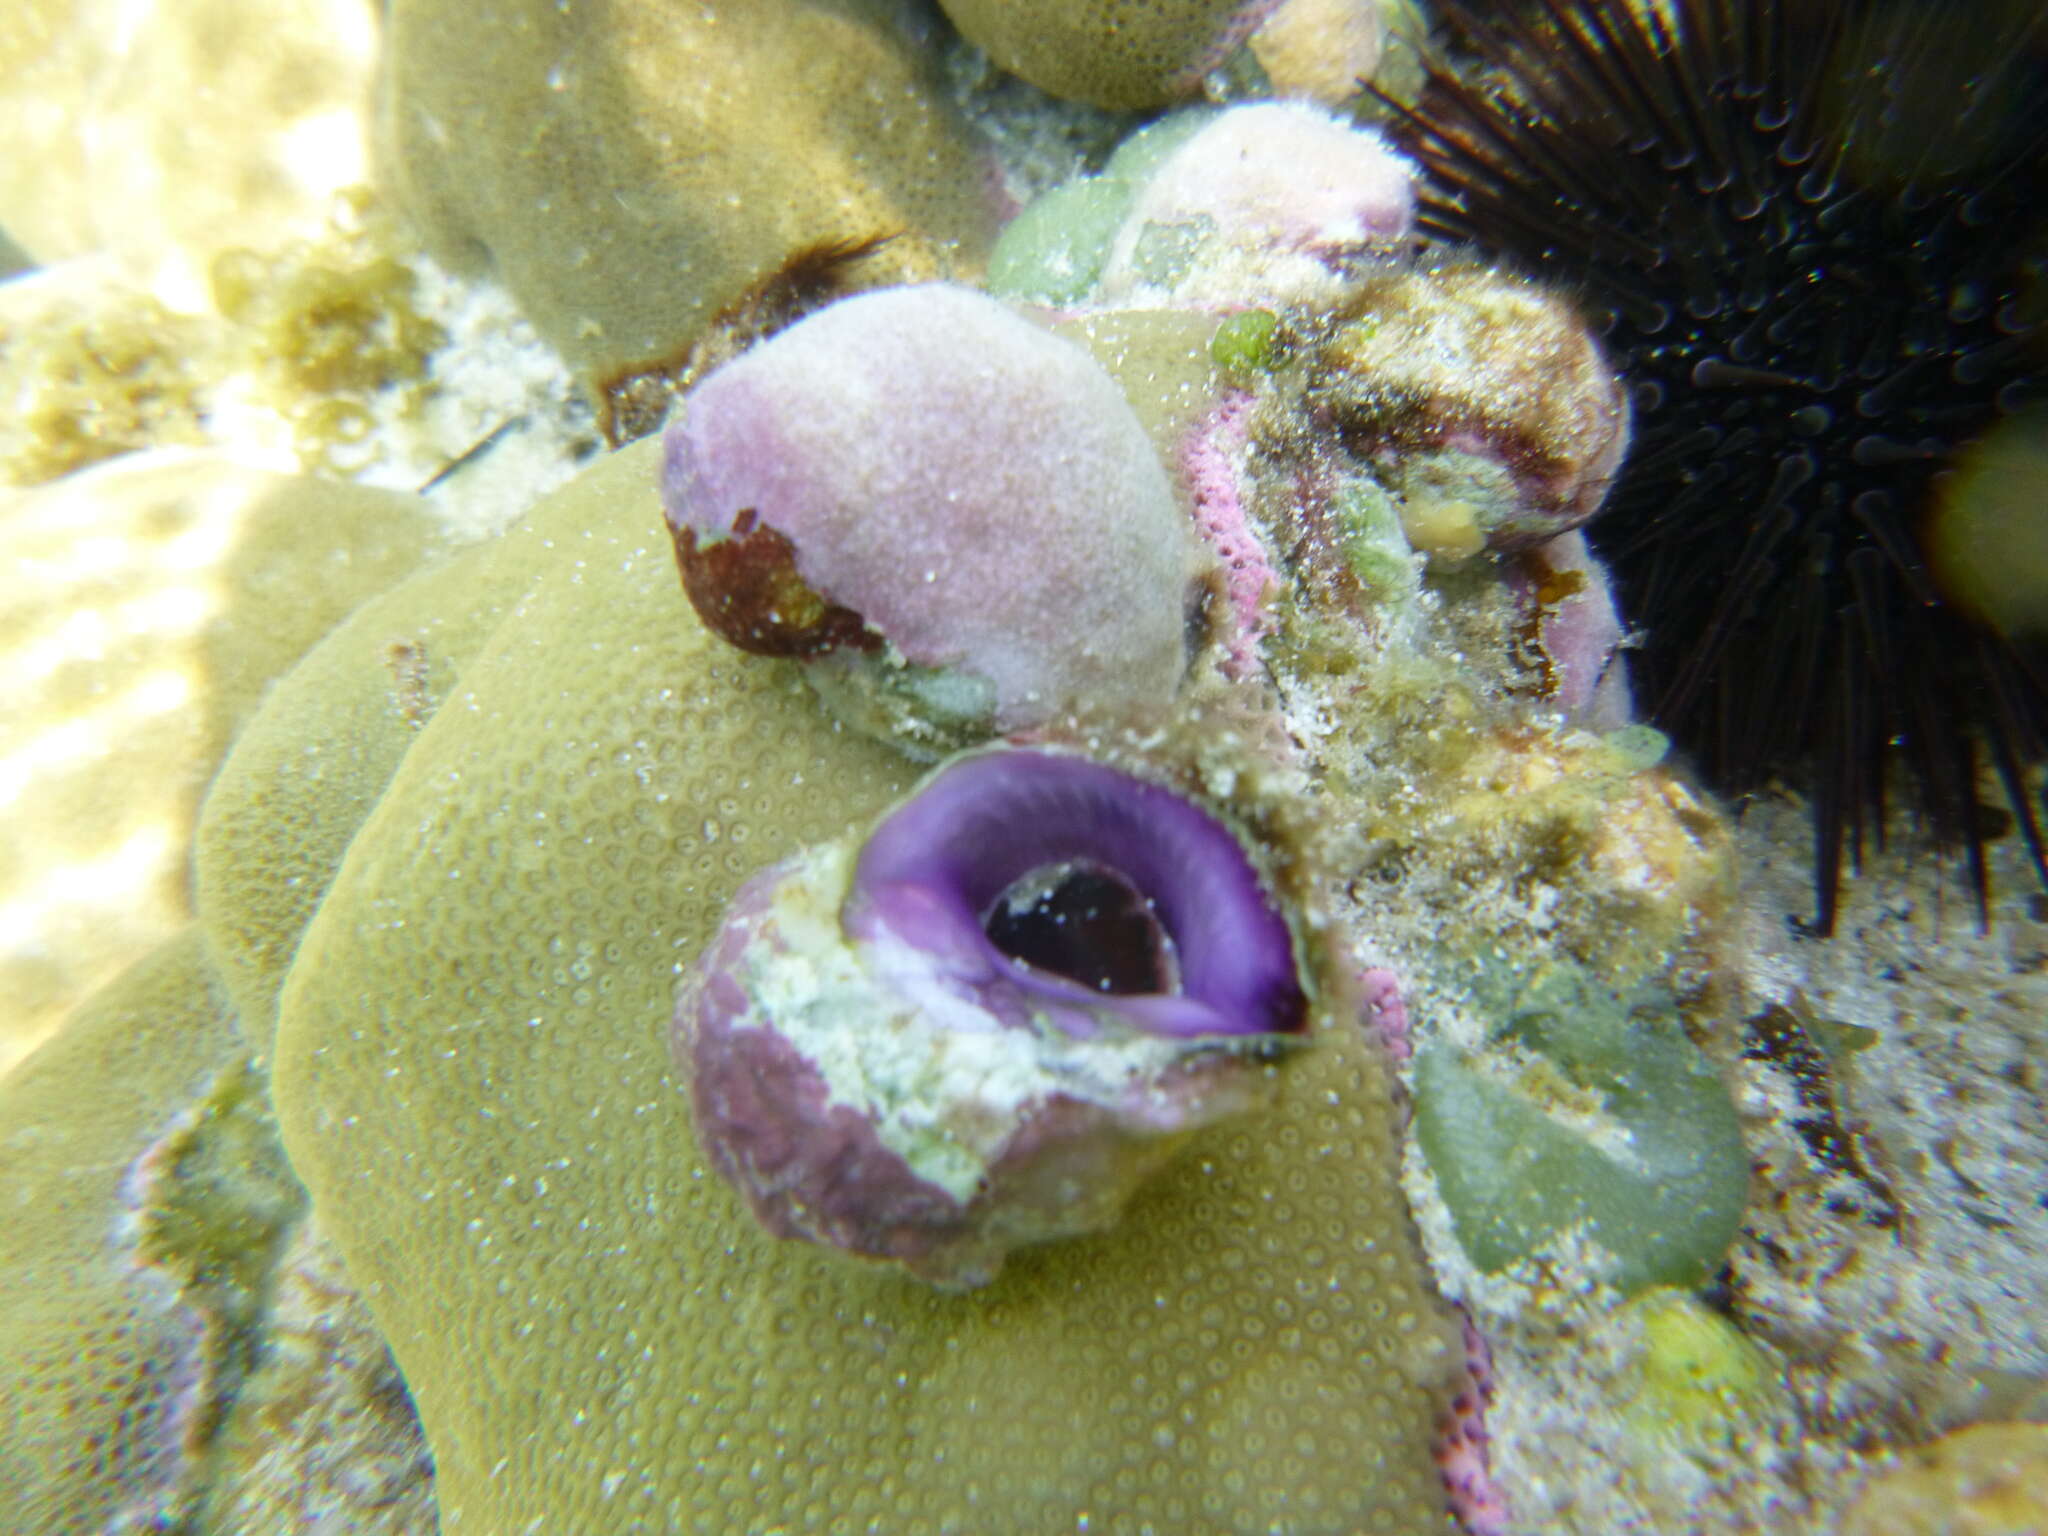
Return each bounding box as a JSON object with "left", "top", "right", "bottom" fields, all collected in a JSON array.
[
  {"left": 1742, "top": 1000, "right": 1900, "bottom": 1230},
  {"left": 1509, "top": 545, "right": 1590, "bottom": 703},
  {"left": 672, "top": 509, "right": 880, "bottom": 658},
  {"left": 596, "top": 233, "right": 899, "bottom": 447}
]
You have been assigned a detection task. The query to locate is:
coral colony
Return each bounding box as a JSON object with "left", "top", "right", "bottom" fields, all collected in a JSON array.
[
  {"left": 6, "top": 1, "right": 2047, "bottom": 1532},
  {"left": 677, "top": 749, "right": 1308, "bottom": 1288}
]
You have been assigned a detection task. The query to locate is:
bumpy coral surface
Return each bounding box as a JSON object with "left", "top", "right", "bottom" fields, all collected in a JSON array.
[
  {"left": 940, "top": 0, "right": 1279, "bottom": 108},
  {"left": 182, "top": 439, "right": 1469, "bottom": 1530},
  {"left": 0, "top": 931, "right": 239, "bottom": 1532},
  {"left": 378, "top": 0, "right": 1000, "bottom": 384}
]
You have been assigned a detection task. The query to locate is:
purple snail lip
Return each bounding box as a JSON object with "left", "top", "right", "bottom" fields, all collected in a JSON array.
[{"left": 673, "top": 747, "right": 1310, "bottom": 1289}]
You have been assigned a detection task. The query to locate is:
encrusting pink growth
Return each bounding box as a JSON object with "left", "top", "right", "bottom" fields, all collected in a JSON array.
[
  {"left": 1440, "top": 1310, "right": 1511, "bottom": 1536},
  {"left": 1359, "top": 966, "right": 1411, "bottom": 1063},
  {"left": 1180, "top": 389, "right": 1277, "bottom": 677}
]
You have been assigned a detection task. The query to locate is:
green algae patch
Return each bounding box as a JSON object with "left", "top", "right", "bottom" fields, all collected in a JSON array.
[
  {"left": 222, "top": 437, "right": 1466, "bottom": 1531},
  {"left": 1415, "top": 962, "right": 1750, "bottom": 1294},
  {"left": 131, "top": 1058, "right": 306, "bottom": 1431},
  {"left": 1210, "top": 307, "right": 1280, "bottom": 375},
  {"left": 987, "top": 179, "right": 1131, "bottom": 305}
]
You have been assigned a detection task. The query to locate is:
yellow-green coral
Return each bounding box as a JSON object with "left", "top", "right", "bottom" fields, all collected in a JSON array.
[
  {"left": 377, "top": 0, "right": 997, "bottom": 385},
  {"left": 0, "top": 454, "right": 443, "bottom": 1074},
  {"left": 941, "top": 0, "right": 1270, "bottom": 109},
  {"left": 0, "top": 930, "right": 241, "bottom": 1533},
  {"left": 182, "top": 437, "right": 1465, "bottom": 1530},
  {"left": 1841, "top": 1422, "right": 2048, "bottom": 1536}
]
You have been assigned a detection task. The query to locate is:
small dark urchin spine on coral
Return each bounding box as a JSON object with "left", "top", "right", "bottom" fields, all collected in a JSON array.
[{"left": 1381, "top": 0, "right": 2048, "bottom": 930}]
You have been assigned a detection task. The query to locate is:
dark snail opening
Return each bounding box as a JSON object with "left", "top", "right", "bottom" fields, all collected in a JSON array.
[
  {"left": 983, "top": 861, "right": 1180, "bottom": 996},
  {"left": 852, "top": 750, "right": 1306, "bottom": 1037}
]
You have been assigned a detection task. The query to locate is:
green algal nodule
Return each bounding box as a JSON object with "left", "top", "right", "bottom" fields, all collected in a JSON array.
[
  {"left": 1414, "top": 960, "right": 1749, "bottom": 1294},
  {"left": 1209, "top": 308, "right": 1280, "bottom": 374}
]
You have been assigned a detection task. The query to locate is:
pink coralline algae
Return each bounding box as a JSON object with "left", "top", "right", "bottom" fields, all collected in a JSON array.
[
  {"left": 1441, "top": 1310, "right": 1511, "bottom": 1536},
  {"left": 1180, "top": 388, "right": 1278, "bottom": 678},
  {"left": 662, "top": 283, "right": 1198, "bottom": 753},
  {"left": 1359, "top": 966, "right": 1412, "bottom": 1063},
  {"left": 673, "top": 748, "right": 1308, "bottom": 1289}
]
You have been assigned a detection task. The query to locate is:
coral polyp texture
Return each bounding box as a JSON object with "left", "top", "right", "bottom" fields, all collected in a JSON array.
[
  {"left": 185, "top": 439, "right": 1470, "bottom": 1531},
  {"left": 1388, "top": 0, "right": 2048, "bottom": 927},
  {"left": 678, "top": 748, "right": 1308, "bottom": 1287},
  {"left": 662, "top": 283, "right": 1197, "bottom": 753},
  {"left": 19, "top": 2, "right": 2048, "bottom": 1527},
  {"left": 377, "top": 0, "right": 1000, "bottom": 386},
  {"left": 938, "top": 0, "right": 1281, "bottom": 108}
]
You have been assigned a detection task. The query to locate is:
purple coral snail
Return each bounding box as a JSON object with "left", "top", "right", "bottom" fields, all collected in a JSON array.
[
  {"left": 845, "top": 749, "right": 1306, "bottom": 1041},
  {"left": 674, "top": 748, "right": 1309, "bottom": 1288}
]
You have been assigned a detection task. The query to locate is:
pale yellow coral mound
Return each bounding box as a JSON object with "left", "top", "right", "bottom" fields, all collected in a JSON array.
[
  {"left": 941, "top": 0, "right": 1270, "bottom": 108},
  {"left": 378, "top": 0, "right": 999, "bottom": 385},
  {"left": 185, "top": 438, "right": 1463, "bottom": 1530},
  {"left": 0, "top": 929, "right": 241, "bottom": 1534},
  {"left": 0, "top": 454, "right": 441, "bottom": 1076},
  {"left": 1841, "top": 1422, "right": 2048, "bottom": 1536}
]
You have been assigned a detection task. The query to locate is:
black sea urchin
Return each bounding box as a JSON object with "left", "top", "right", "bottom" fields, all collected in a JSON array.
[{"left": 1382, "top": 0, "right": 2048, "bottom": 930}]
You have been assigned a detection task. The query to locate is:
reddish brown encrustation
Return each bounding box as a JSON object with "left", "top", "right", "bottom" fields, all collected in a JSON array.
[{"left": 671, "top": 509, "right": 881, "bottom": 658}]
